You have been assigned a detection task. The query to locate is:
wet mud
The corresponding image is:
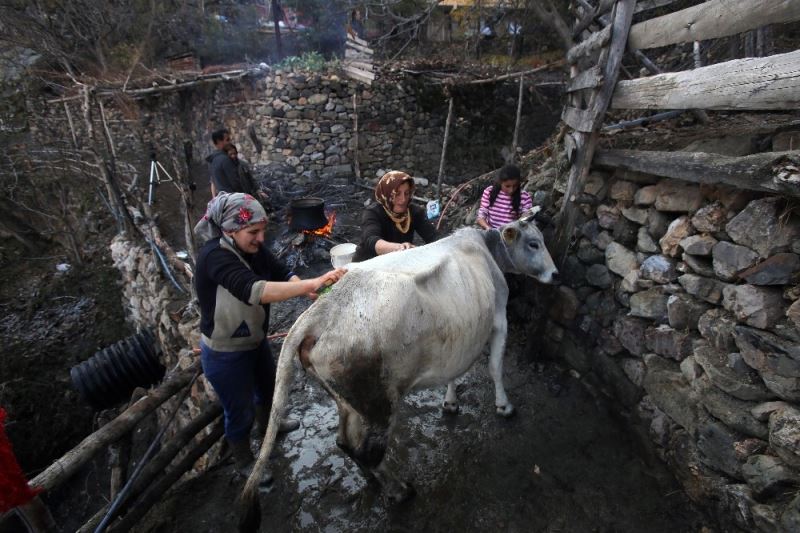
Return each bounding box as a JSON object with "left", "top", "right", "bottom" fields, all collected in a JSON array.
[{"left": 134, "top": 323, "right": 707, "bottom": 533}]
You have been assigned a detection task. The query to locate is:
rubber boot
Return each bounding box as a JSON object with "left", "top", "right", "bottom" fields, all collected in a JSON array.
[
  {"left": 229, "top": 438, "right": 254, "bottom": 476},
  {"left": 253, "top": 405, "right": 301, "bottom": 437}
]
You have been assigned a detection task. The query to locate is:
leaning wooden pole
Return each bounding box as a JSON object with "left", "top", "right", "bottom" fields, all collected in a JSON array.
[
  {"left": 437, "top": 97, "right": 454, "bottom": 206},
  {"left": 30, "top": 362, "right": 201, "bottom": 492},
  {"left": 107, "top": 420, "right": 225, "bottom": 533},
  {"left": 76, "top": 403, "right": 222, "bottom": 533},
  {"left": 511, "top": 74, "right": 524, "bottom": 160}
]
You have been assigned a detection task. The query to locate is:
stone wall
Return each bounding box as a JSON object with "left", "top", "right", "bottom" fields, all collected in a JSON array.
[
  {"left": 27, "top": 68, "right": 559, "bottom": 185},
  {"left": 542, "top": 170, "right": 800, "bottom": 531}
]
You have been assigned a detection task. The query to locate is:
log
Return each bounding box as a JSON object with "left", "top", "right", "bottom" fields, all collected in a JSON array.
[
  {"left": 76, "top": 403, "right": 222, "bottom": 533},
  {"left": 594, "top": 149, "right": 800, "bottom": 197},
  {"left": 611, "top": 49, "right": 800, "bottom": 110},
  {"left": 107, "top": 419, "right": 225, "bottom": 533},
  {"left": 566, "top": 25, "right": 611, "bottom": 64},
  {"left": 29, "top": 362, "right": 201, "bottom": 491},
  {"left": 344, "top": 48, "right": 369, "bottom": 60},
  {"left": 566, "top": 65, "right": 603, "bottom": 92},
  {"left": 629, "top": 0, "right": 800, "bottom": 50}
]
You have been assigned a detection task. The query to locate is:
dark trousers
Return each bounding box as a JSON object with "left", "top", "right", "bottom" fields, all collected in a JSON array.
[{"left": 200, "top": 340, "right": 276, "bottom": 442}]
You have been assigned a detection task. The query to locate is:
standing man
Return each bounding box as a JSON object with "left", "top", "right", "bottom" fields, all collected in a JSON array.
[{"left": 206, "top": 128, "right": 239, "bottom": 197}]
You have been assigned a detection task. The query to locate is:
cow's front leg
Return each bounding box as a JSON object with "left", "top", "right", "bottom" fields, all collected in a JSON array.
[
  {"left": 489, "top": 310, "right": 514, "bottom": 417},
  {"left": 442, "top": 381, "right": 459, "bottom": 414}
]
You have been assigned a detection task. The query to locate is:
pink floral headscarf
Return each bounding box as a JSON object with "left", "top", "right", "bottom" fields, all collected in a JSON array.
[{"left": 194, "top": 192, "right": 267, "bottom": 244}]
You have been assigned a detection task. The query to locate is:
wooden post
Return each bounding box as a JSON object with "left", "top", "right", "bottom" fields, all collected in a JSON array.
[
  {"left": 437, "top": 97, "right": 454, "bottom": 206},
  {"left": 511, "top": 75, "right": 524, "bottom": 161},
  {"left": 29, "top": 362, "right": 201, "bottom": 492}
]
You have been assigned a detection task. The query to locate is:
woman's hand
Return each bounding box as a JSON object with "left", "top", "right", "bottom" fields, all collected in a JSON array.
[
  {"left": 307, "top": 268, "right": 347, "bottom": 299},
  {"left": 375, "top": 239, "right": 414, "bottom": 255}
]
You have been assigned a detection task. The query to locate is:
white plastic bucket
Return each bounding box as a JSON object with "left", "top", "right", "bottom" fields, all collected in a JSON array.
[{"left": 330, "top": 243, "right": 357, "bottom": 268}]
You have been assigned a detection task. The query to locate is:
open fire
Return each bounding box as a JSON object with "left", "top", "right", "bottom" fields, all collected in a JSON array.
[{"left": 303, "top": 210, "right": 336, "bottom": 238}]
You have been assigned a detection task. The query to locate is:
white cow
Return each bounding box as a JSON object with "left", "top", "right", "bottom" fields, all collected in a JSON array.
[{"left": 238, "top": 212, "right": 558, "bottom": 531}]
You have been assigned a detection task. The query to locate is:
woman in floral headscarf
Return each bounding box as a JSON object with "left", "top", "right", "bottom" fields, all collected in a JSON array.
[
  {"left": 353, "top": 171, "right": 439, "bottom": 262},
  {"left": 194, "top": 192, "right": 345, "bottom": 475}
]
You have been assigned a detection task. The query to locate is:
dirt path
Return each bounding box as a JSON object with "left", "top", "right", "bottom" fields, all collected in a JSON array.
[{"left": 133, "top": 322, "right": 707, "bottom": 532}]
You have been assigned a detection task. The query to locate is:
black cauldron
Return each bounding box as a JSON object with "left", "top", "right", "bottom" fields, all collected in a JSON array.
[{"left": 290, "top": 197, "right": 328, "bottom": 231}]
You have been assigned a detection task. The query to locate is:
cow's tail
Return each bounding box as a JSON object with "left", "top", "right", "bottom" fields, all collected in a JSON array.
[{"left": 237, "top": 325, "right": 308, "bottom": 533}]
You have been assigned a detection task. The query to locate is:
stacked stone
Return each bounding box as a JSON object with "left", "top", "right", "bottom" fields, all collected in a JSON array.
[
  {"left": 211, "top": 69, "right": 445, "bottom": 183},
  {"left": 546, "top": 172, "right": 800, "bottom": 531}
]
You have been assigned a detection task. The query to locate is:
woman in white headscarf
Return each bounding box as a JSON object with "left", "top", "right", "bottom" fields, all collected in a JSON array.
[{"left": 194, "top": 192, "right": 345, "bottom": 474}]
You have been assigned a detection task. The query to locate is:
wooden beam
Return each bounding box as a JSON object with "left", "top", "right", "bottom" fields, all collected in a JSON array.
[
  {"left": 348, "top": 34, "right": 369, "bottom": 47},
  {"left": 562, "top": 106, "right": 595, "bottom": 133},
  {"left": 594, "top": 149, "right": 800, "bottom": 197},
  {"left": 566, "top": 25, "right": 611, "bottom": 64},
  {"left": 343, "top": 66, "right": 375, "bottom": 85},
  {"left": 344, "top": 48, "right": 370, "bottom": 61},
  {"left": 611, "top": 49, "right": 800, "bottom": 110},
  {"left": 343, "top": 60, "right": 374, "bottom": 72},
  {"left": 566, "top": 65, "right": 604, "bottom": 92},
  {"left": 629, "top": 0, "right": 800, "bottom": 50},
  {"left": 345, "top": 39, "right": 374, "bottom": 56},
  {"left": 29, "top": 363, "right": 201, "bottom": 491}
]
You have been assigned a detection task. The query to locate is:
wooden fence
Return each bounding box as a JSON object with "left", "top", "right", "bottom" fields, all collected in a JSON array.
[{"left": 556, "top": 0, "right": 800, "bottom": 256}]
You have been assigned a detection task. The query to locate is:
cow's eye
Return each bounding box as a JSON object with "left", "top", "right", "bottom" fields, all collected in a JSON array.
[{"left": 529, "top": 241, "right": 540, "bottom": 250}]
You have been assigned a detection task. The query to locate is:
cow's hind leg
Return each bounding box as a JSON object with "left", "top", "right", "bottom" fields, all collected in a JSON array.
[
  {"left": 489, "top": 308, "right": 514, "bottom": 417},
  {"left": 442, "top": 381, "right": 459, "bottom": 414}
]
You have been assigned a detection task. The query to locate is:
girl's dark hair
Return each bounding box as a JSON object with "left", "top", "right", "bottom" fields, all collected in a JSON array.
[{"left": 489, "top": 165, "right": 522, "bottom": 213}]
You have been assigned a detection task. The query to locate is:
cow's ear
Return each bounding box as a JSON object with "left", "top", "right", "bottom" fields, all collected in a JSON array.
[{"left": 502, "top": 227, "right": 518, "bottom": 243}]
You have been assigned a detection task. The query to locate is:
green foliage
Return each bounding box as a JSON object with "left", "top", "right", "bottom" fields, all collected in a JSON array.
[{"left": 274, "top": 51, "right": 328, "bottom": 71}]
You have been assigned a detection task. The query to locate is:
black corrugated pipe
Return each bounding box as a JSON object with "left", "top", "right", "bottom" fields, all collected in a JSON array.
[{"left": 70, "top": 330, "right": 165, "bottom": 410}]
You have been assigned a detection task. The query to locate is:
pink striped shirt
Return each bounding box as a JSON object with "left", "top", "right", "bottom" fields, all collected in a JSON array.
[{"left": 477, "top": 186, "right": 533, "bottom": 229}]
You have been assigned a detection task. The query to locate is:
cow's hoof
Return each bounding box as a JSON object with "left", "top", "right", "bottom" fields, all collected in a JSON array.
[
  {"left": 496, "top": 404, "right": 515, "bottom": 418},
  {"left": 442, "top": 401, "right": 459, "bottom": 415},
  {"left": 387, "top": 481, "right": 416, "bottom": 505}
]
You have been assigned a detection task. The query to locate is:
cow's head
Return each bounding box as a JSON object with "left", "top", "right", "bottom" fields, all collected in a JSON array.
[{"left": 500, "top": 208, "right": 559, "bottom": 284}]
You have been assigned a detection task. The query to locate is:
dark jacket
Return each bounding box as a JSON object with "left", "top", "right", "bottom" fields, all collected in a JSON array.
[
  {"left": 196, "top": 237, "right": 294, "bottom": 351},
  {"left": 353, "top": 203, "right": 439, "bottom": 262},
  {"left": 205, "top": 150, "right": 241, "bottom": 193}
]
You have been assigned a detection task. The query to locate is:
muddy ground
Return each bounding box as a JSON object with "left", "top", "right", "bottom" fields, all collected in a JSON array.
[{"left": 132, "top": 318, "right": 708, "bottom": 532}]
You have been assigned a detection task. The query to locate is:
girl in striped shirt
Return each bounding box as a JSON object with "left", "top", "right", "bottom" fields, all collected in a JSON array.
[{"left": 476, "top": 165, "right": 533, "bottom": 229}]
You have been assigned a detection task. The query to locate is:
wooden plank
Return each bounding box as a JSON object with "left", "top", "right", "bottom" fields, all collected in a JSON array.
[
  {"left": 588, "top": 0, "right": 637, "bottom": 120},
  {"left": 611, "top": 49, "right": 800, "bottom": 110},
  {"left": 347, "top": 33, "right": 369, "bottom": 47},
  {"left": 566, "top": 25, "right": 611, "bottom": 64},
  {"left": 562, "top": 106, "right": 596, "bottom": 133},
  {"left": 343, "top": 66, "right": 375, "bottom": 85},
  {"left": 345, "top": 39, "right": 374, "bottom": 56},
  {"left": 344, "top": 48, "right": 369, "bottom": 60},
  {"left": 629, "top": 0, "right": 800, "bottom": 50},
  {"left": 343, "top": 59, "right": 374, "bottom": 72},
  {"left": 567, "top": 65, "right": 604, "bottom": 92},
  {"left": 594, "top": 149, "right": 800, "bottom": 197}
]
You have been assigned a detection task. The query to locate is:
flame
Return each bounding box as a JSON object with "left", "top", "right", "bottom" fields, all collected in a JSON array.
[{"left": 303, "top": 210, "right": 336, "bottom": 237}]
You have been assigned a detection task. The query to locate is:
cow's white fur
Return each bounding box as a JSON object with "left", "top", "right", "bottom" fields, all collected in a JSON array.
[{"left": 241, "top": 219, "right": 557, "bottom": 517}]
